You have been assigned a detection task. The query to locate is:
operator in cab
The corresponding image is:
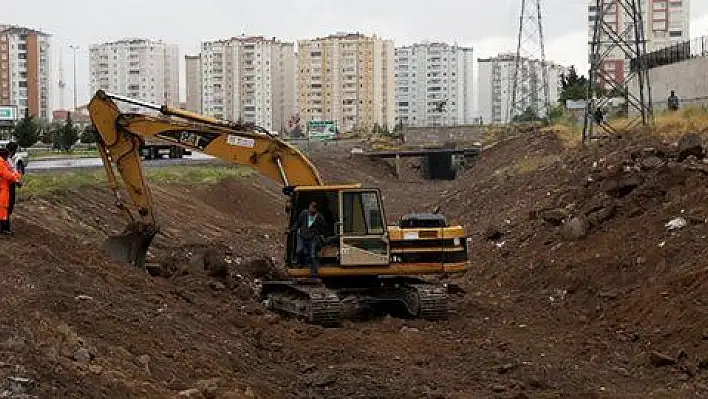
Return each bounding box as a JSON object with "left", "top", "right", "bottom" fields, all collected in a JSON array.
[
  {"left": 292, "top": 201, "right": 328, "bottom": 278},
  {"left": 0, "top": 148, "right": 21, "bottom": 235}
]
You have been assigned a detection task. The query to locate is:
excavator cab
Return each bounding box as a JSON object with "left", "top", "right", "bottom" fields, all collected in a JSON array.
[{"left": 286, "top": 185, "right": 390, "bottom": 271}]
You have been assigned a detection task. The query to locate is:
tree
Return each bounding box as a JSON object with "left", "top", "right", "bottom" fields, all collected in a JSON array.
[
  {"left": 512, "top": 106, "right": 541, "bottom": 123},
  {"left": 53, "top": 113, "right": 80, "bottom": 152},
  {"left": 548, "top": 104, "right": 565, "bottom": 123},
  {"left": 80, "top": 125, "right": 97, "bottom": 145},
  {"left": 559, "top": 66, "right": 590, "bottom": 104},
  {"left": 12, "top": 108, "right": 40, "bottom": 148}
]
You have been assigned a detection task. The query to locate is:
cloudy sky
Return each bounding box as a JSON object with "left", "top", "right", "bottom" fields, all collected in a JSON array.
[{"left": 5, "top": 0, "right": 708, "bottom": 110}]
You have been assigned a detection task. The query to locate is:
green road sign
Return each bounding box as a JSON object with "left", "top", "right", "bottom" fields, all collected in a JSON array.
[
  {"left": 307, "top": 120, "right": 337, "bottom": 141},
  {"left": 0, "top": 107, "right": 17, "bottom": 121}
]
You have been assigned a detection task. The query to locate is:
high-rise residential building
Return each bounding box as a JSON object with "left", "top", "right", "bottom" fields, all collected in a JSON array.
[
  {"left": 185, "top": 54, "right": 201, "bottom": 113},
  {"left": 394, "top": 42, "right": 474, "bottom": 127},
  {"left": 478, "top": 53, "right": 565, "bottom": 125},
  {"left": 297, "top": 32, "right": 395, "bottom": 133},
  {"left": 587, "top": 0, "right": 690, "bottom": 86},
  {"left": 200, "top": 35, "right": 296, "bottom": 132},
  {"left": 0, "top": 25, "right": 51, "bottom": 120},
  {"left": 89, "top": 38, "right": 179, "bottom": 113}
]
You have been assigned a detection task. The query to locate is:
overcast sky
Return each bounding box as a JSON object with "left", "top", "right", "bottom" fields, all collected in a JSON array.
[{"left": 5, "top": 0, "right": 708, "bottom": 110}]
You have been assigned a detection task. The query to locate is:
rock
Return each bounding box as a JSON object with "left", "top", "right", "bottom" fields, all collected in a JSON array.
[
  {"left": 607, "top": 177, "right": 640, "bottom": 198},
  {"left": 88, "top": 365, "right": 103, "bottom": 375},
  {"left": 233, "top": 284, "right": 254, "bottom": 300},
  {"left": 677, "top": 133, "right": 705, "bottom": 161},
  {"left": 178, "top": 388, "right": 204, "bottom": 398},
  {"left": 400, "top": 326, "right": 420, "bottom": 333},
  {"left": 7, "top": 377, "right": 35, "bottom": 395},
  {"left": 208, "top": 281, "right": 226, "bottom": 291},
  {"left": 586, "top": 205, "right": 616, "bottom": 226},
  {"left": 650, "top": 351, "right": 676, "bottom": 367},
  {"left": 197, "top": 378, "right": 221, "bottom": 398},
  {"left": 540, "top": 208, "right": 569, "bottom": 226},
  {"left": 145, "top": 263, "right": 164, "bottom": 277},
  {"left": 204, "top": 250, "right": 229, "bottom": 278},
  {"left": 299, "top": 363, "right": 317, "bottom": 373},
  {"left": 561, "top": 217, "right": 589, "bottom": 241},
  {"left": 496, "top": 363, "right": 517, "bottom": 374},
  {"left": 677, "top": 349, "right": 688, "bottom": 360},
  {"left": 491, "top": 384, "right": 507, "bottom": 393},
  {"left": 73, "top": 348, "right": 92, "bottom": 364},
  {"left": 137, "top": 355, "right": 150, "bottom": 373},
  {"left": 309, "top": 372, "right": 336, "bottom": 387},
  {"left": 666, "top": 217, "right": 688, "bottom": 230},
  {"left": 263, "top": 313, "right": 279, "bottom": 324},
  {"left": 641, "top": 156, "right": 666, "bottom": 169},
  {"left": 244, "top": 387, "right": 256, "bottom": 398},
  {"left": 483, "top": 226, "right": 504, "bottom": 241}
]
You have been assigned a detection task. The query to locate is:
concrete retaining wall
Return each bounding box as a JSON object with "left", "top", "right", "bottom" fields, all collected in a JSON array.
[
  {"left": 286, "top": 138, "right": 364, "bottom": 155},
  {"left": 403, "top": 125, "right": 484, "bottom": 146},
  {"left": 629, "top": 56, "right": 708, "bottom": 114}
]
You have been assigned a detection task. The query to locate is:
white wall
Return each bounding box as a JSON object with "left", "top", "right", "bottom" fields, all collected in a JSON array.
[{"left": 628, "top": 56, "right": 708, "bottom": 113}]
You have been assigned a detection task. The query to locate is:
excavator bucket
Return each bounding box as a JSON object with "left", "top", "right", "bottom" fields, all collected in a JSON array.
[{"left": 102, "top": 223, "right": 157, "bottom": 268}]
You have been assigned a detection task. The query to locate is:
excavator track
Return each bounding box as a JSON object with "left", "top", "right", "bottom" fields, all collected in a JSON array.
[
  {"left": 405, "top": 283, "right": 449, "bottom": 320},
  {"left": 262, "top": 282, "right": 342, "bottom": 326}
]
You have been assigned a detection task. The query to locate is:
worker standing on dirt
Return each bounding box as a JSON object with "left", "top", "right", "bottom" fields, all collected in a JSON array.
[
  {"left": 0, "top": 148, "right": 21, "bottom": 235},
  {"left": 668, "top": 90, "right": 680, "bottom": 111},
  {"left": 5, "top": 142, "right": 21, "bottom": 220},
  {"left": 292, "top": 201, "right": 327, "bottom": 278}
]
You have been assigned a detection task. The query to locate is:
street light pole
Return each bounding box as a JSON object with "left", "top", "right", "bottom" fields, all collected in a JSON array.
[{"left": 69, "top": 45, "right": 79, "bottom": 111}]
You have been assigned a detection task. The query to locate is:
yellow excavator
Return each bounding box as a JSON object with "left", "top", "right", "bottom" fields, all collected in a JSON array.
[{"left": 88, "top": 90, "right": 470, "bottom": 325}]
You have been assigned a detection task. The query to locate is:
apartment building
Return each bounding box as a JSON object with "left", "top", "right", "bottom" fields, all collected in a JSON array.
[
  {"left": 394, "top": 42, "right": 474, "bottom": 127},
  {"left": 0, "top": 25, "right": 51, "bottom": 120},
  {"left": 89, "top": 38, "right": 179, "bottom": 113},
  {"left": 297, "top": 32, "right": 395, "bottom": 133},
  {"left": 478, "top": 53, "right": 565, "bottom": 124},
  {"left": 200, "top": 35, "right": 296, "bottom": 132},
  {"left": 588, "top": 0, "right": 690, "bottom": 86},
  {"left": 185, "top": 54, "right": 201, "bottom": 113}
]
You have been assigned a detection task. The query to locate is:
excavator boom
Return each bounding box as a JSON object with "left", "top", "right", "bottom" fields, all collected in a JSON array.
[{"left": 88, "top": 90, "right": 323, "bottom": 267}]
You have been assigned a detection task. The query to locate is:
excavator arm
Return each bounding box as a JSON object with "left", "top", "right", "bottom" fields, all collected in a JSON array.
[{"left": 88, "top": 90, "right": 323, "bottom": 267}]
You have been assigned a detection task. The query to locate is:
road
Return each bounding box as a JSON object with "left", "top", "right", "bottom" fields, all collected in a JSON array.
[{"left": 27, "top": 152, "right": 219, "bottom": 172}]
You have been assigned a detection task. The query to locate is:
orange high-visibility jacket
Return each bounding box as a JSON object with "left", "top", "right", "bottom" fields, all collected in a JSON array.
[{"left": 0, "top": 159, "right": 20, "bottom": 220}]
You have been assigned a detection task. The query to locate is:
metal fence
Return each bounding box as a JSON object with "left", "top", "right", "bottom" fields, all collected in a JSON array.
[{"left": 631, "top": 35, "right": 708, "bottom": 72}]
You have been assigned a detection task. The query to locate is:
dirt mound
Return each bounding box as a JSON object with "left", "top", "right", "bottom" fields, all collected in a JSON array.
[{"left": 441, "top": 129, "right": 708, "bottom": 396}]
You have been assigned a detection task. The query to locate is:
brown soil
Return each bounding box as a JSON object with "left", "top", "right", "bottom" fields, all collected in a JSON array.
[{"left": 2, "top": 138, "right": 708, "bottom": 398}]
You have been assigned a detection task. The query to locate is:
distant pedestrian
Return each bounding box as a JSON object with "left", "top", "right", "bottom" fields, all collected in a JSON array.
[
  {"left": 0, "top": 148, "right": 21, "bottom": 235},
  {"left": 593, "top": 107, "right": 604, "bottom": 125},
  {"left": 668, "top": 90, "right": 680, "bottom": 111}
]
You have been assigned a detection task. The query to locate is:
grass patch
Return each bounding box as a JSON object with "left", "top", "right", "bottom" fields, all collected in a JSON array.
[
  {"left": 29, "top": 149, "right": 100, "bottom": 160},
  {"left": 19, "top": 165, "right": 252, "bottom": 198},
  {"left": 514, "top": 155, "right": 560, "bottom": 175}
]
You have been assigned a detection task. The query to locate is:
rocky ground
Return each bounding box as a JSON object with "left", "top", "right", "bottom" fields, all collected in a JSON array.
[{"left": 1, "top": 133, "right": 708, "bottom": 398}]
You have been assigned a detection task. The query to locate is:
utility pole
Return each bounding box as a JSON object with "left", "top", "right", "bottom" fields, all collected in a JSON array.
[
  {"left": 69, "top": 45, "right": 79, "bottom": 111},
  {"left": 510, "top": 0, "right": 549, "bottom": 123},
  {"left": 583, "top": 0, "right": 653, "bottom": 143}
]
